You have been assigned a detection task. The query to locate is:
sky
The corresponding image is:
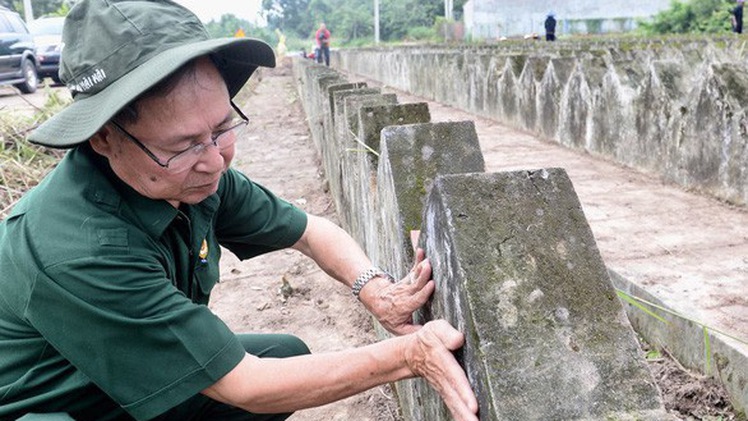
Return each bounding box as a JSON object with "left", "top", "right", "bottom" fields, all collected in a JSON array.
[{"left": 173, "top": 0, "right": 265, "bottom": 25}]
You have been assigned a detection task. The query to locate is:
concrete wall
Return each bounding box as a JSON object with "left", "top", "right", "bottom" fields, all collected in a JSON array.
[
  {"left": 333, "top": 38, "right": 748, "bottom": 208},
  {"left": 463, "top": 0, "right": 671, "bottom": 38},
  {"left": 292, "top": 58, "right": 677, "bottom": 420}
]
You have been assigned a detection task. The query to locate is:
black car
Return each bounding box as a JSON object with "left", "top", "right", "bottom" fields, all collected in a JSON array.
[
  {"left": 28, "top": 16, "right": 63, "bottom": 84},
  {"left": 0, "top": 6, "right": 38, "bottom": 94}
]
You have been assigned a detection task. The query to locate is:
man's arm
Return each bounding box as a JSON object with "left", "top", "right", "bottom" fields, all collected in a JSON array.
[
  {"left": 202, "top": 320, "right": 478, "bottom": 420},
  {"left": 290, "top": 214, "right": 435, "bottom": 335}
]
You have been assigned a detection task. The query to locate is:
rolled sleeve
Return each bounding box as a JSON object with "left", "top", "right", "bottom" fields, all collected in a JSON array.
[{"left": 216, "top": 169, "right": 308, "bottom": 259}]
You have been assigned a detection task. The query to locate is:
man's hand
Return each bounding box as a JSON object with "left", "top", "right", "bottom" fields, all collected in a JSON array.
[
  {"left": 203, "top": 318, "right": 477, "bottom": 419},
  {"left": 405, "top": 320, "right": 479, "bottom": 421},
  {"left": 290, "top": 216, "right": 435, "bottom": 334},
  {"left": 358, "top": 248, "right": 436, "bottom": 335}
]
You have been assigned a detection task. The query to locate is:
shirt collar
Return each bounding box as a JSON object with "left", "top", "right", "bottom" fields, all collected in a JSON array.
[{"left": 72, "top": 144, "right": 219, "bottom": 238}]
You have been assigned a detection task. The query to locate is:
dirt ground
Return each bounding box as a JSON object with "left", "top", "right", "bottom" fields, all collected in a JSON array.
[{"left": 207, "top": 62, "right": 741, "bottom": 420}]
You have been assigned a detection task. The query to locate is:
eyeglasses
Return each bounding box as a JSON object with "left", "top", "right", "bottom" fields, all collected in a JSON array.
[{"left": 109, "top": 101, "right": 249, "bottom": 173}]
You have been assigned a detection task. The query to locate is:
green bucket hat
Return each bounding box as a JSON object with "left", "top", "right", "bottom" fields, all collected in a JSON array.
[{"left": 29, "top": 0, "right": 276, "bottom": 148}]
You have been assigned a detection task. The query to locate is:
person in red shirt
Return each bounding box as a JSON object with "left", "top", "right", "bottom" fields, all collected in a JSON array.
[{"left": 315, "top": 22, "right": 331, "bottom": 66}]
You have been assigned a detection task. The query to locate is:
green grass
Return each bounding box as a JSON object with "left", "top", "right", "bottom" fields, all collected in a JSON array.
[{"left": 617, "top": 289, "right": 748, "bottom": 376}]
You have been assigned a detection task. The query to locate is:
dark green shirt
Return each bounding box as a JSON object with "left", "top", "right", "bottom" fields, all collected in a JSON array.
[{"left": 0, "top": 144, "right": 307, "bottom": 420}]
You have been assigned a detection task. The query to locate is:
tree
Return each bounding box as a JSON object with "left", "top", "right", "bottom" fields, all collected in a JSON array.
[
  {"left": 260, "top": 0, "right": 452, "bottom": 43},
  {"left": 639, "top": 0, "right": 732, "bottom": 34},
  {"left": 204, "top": 14, "right": 253, "bottom": 38},
  {"left": 261, "top": 0, "right": 311, "bottom": 38},
  {"left": 2, "top": 0, "right": 68, "bottom": 19},
  {"left": 323, "top": 0, "right": 372, "bottom": 42},
  {"left": 333, "top": 2, "right": 372, "bottom": 41},
  {"left": 307, "top": 0, "right": 331, "bottom": 29},
  {"left": 452, "top": 0, "right": 467, "bottom": 21},
  {"left": 379, "top": 0, "right": 443, "bottom": 41},
  {"left": 204, "top": 14, "right": 275, "bottom": 45}
]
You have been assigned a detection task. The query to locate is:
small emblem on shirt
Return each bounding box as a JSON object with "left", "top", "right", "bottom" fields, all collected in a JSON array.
[{"left": 199, "top": 239, "right": 209, "bottom": 263}]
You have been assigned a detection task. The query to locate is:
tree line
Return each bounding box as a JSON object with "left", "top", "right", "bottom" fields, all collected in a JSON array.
[
  {"left": 3, "top": 0, "right": 463, "bottom": 47},
  {"left": 2, "top": 0, "right": 69, "bottom": 18},
  {"left": 260, "top": 0, "right": 465, "bottom": 44},
  {"left": 639, "top": 0, "right": 739, "bottom": 34},
  {"left": 4, "top": 0, "right": 740, "bottom": 48}
]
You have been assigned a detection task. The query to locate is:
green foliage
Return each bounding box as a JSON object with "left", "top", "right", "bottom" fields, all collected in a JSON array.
[
  {"left": 259, "top": 0, "right": 449, "bottom": 43},
  {"left": 203, "top": 14, "right": 277, "bottom": 48},
  {"left": 586, "top": 19, "right": 603, "bottom": 34},
  {"left": 644, "top": 349, "right": 662, "bottom": 360},
  {"left": 262, "top": 0, "right": 312, "bottom": 38},
  {"left": 406, "top": 26, "right": 437, "bottom": 42},
  {"left": 206, "top": 15, "right": 251, "bottom": 37},
  {"left": 616, "top": 288, "right": 748, "bottom": 379},
  {"left": 616, "top": 290, "right": 670, "bottom": 325},
  {"left": 452, "top": 0, "right": 467, "bottom": 21},
  {"left": 283, "top": 34, "right": 312, "bottom": 53},
  {"left": 379, "top": 0, "right": 442, "bottom": 41},
  {"left": 307, "top": 0, "right": 331, "bottom": 31},
  {"left": 703, "top": 326, "right": 712, "bottom": 375},
  {"left": 44, "top": 2, "right": 70, "bottom": 17},
  {"left": 327, "top": 0, "right": 372, "bottom": 43},
  {"left": 1, "top": 0, "right": 69, "bottom": 19},
  {"left": 639, "top": 0, "right": 734, "bottom": 34},
  {"left": 342, "top": 36, "right": 374, "bottom": 48}
]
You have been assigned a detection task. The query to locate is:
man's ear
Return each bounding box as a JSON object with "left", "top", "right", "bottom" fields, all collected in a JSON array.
[{"left": 89, "top": 125, "right": 116, "bottom": 158}]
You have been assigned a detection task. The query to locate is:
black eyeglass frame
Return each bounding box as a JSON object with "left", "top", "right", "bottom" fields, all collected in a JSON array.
[{"left": 109, "top": 100, "right": 249, "bottom": 170}]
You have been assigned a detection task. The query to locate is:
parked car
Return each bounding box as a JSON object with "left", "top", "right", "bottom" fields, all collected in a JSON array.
[
  {"left": 0, "top": 6, "right": 38, "bottom": 93},
  {"left": 28, "top": 16, "right": 63, "bottom": 85}
]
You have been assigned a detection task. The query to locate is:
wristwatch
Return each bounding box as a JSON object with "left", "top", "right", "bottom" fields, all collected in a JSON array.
[{"left": 351, "top": 267, "right": 395, "bottom": 299}]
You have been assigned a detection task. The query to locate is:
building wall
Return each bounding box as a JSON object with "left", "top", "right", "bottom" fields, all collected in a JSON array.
[{"left": 463, "top": 0, "right": 672, "bottom": 39}]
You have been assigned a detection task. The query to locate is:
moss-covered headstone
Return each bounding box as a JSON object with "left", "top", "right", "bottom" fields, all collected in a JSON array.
[{"left": 413, "top": 169, "right": 670, "bottom": 420}]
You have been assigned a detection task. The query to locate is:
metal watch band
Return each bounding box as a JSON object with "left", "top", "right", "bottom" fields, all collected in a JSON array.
[{"left": 351, "top": 267, "right": 394, "bottom": 298}]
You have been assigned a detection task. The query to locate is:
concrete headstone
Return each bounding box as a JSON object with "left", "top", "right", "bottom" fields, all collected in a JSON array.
[{"left": 413, "top": 169, "right": 669, "bottom": 420}]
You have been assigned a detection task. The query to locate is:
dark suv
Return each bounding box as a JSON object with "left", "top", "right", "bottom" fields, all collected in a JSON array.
[
  {"left": 0, "top": 6, "right": 38, "bottom": 94},
  {"left": 28, "top": 16, "right": 63, "bottom": 85}
]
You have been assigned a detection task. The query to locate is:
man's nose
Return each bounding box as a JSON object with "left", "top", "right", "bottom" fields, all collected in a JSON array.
[{"left": 194, "top": 141, "right": 228, "bottom": 171}]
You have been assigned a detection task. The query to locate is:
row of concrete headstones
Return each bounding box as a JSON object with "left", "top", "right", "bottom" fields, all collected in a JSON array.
[{"left": 292, "top": 58, "right": 671, "bottom": 420}]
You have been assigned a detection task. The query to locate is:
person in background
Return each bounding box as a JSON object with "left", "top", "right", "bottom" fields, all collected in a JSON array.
[
  {"left": 315, "top": 22, "right": 331, "bottom": 66},
  {"left": 0, "top": 1, "right": 478, "bottom": 420},
  {"left": 732, "top": 0, "right": 744, "bottom": 34},
  {"left": 545, "top": 11, "right": 557, "bottom": 41}
]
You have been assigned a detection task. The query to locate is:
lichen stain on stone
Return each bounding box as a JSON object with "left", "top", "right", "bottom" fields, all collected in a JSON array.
[
  {"left": 493, "top": 278, "right": 529, "bottom": 329},
  {"left": 421, "top": 144, "right": 434, "bottom": 161},
  {"left": 556, "top": 240, "right": 568, "bottom": 258},
  {"left": 526, "top": 288, "right": 545, "bottom": 304}
]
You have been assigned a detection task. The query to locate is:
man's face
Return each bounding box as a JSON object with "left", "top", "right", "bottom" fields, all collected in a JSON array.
[{"left": 92, "top": 58, "right": 236, "bottom": 207}]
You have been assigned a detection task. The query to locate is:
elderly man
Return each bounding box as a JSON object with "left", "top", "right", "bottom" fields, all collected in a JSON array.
[{"left": 0, "top": 1, "right": 478, "bottom": 420}]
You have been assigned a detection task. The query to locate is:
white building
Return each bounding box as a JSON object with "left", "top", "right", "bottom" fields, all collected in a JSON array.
[{"left": 463, "top": 0, "right": 672, "bottom": 39}]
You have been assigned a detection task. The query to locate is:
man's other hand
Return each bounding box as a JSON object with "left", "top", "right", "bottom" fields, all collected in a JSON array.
[
  {"left": 359, "top": 248, "right": 435, "bottom": 335},
  {"left": 405, "top": 320, "right": 479, "bottom": 421}
]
